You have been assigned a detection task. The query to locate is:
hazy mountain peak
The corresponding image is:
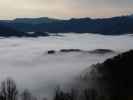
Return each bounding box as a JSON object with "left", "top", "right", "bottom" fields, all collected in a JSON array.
[
  {"left": 13, "top": 17, "right": 60, "bottom": 24},
  {"left": 128, "top": 14, "right": 133, "bottom": 18}
]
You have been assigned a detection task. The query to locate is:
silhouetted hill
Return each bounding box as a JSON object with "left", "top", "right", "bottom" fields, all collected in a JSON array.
[
  {"left": 9, "top": 15, "right": 133, "bottom": 34},
  {"left": 88, "top": 50, "right": 133, "bottom": 96},
  {"left": 13, "top": 17, "right": 60, "bottom": 24},
  {"left": 0, "top": 23, "right": 50, "bottom": 37},
  {"left": 0, "top": 23, "right": 25, "bottom": 37},
  {"left": 0, "top": 15, "right": 133, "bottom": 36},
  {"left": 53, "top": 50, "right": 133, "bottom": 100}
]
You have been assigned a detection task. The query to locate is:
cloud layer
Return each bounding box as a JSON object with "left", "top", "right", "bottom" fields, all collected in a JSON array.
[{"left": 0, "top": 33, "right": 133, "bottom": 98}]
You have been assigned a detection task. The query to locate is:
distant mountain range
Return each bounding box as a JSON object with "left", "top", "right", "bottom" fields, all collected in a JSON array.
[{"left": 0, "top": 15, "right": 133, "bottom": 37}]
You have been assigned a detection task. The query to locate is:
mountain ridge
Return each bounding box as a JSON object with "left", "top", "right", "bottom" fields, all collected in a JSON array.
[{"left": 0, "top": 15, "right": 133, "bottom": 37}]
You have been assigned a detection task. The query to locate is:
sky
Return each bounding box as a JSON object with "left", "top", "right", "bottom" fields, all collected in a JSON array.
[{"left": 0, "top": 0, "right": 133, "bottom": 19}]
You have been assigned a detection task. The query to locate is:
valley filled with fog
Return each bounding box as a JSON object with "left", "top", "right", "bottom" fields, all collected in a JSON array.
[{"left": 0, "top": 33, "right": 133, "bottom": 99}]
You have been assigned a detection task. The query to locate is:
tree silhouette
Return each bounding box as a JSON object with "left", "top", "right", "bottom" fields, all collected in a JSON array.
[
  {"left": 21, "top": 89, "right": 33, "bottom": 100},
  {"left": 0, "top": 78, "right": 18, "bottom": 100},
  {"left": 83, "top": 88, "right": 97, "bottom": 100}
]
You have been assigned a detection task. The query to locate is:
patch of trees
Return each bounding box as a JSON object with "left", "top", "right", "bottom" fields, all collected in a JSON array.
[
  {"left": 0, "top": 78, "right": 127, "bottom": 100},
  {"left": 46, "top": 49, "right": 114, "bottom": 55},
  {"left": 89, "top": 50, "right": 133, "bottom": 96},
  {"left": 0, "top": 78, "right": 37, "bottom": 100},
  {"left": 89, "top": 49, "right": 114, "bottom": 54},
  {"left": 0, "top": 78, "right": 113, "bottom": 100}
]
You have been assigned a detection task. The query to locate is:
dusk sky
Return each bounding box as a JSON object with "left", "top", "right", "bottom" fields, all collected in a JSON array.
[{"left": 0, "top": 0, "right": 133, "bottom": 19}]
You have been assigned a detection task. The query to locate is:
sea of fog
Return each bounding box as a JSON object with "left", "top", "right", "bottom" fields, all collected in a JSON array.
[{"left": 0, "top": 33, "right": 133, "bottom": 99}]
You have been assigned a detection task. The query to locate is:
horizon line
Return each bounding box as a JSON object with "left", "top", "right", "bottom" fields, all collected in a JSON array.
[{"left": 0, "top": 14, "right": 132, "bottom": 21}]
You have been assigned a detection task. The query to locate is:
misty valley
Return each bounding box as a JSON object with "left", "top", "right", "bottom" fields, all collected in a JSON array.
[
  {"left": 0, "top": 33, "right": 133, "bottom": 100},
  {"left": 0, "top": 0, "right": 133, "bottom": 99}
]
